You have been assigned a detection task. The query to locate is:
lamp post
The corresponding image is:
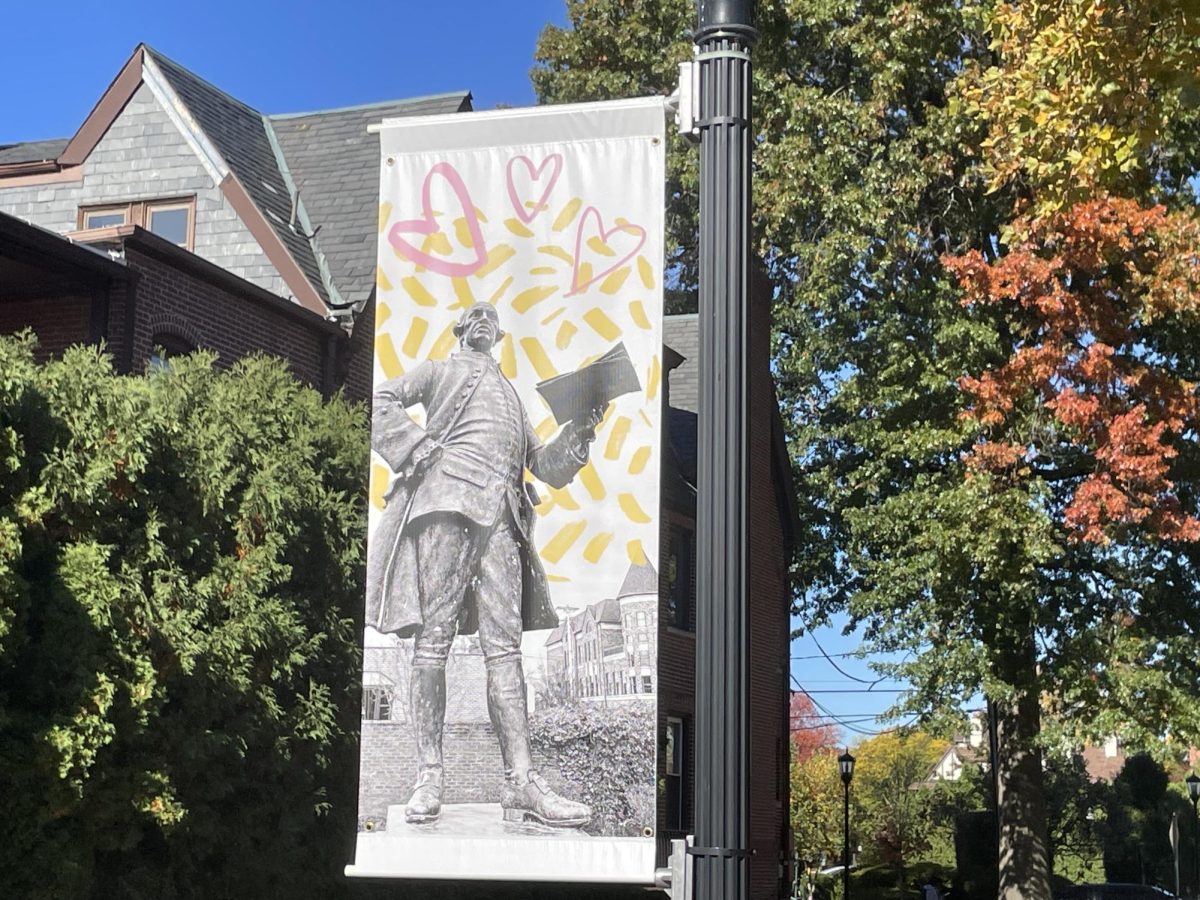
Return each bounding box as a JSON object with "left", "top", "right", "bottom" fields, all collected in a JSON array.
[
  {"left": 839, "top": 750, "right": 856, "bottom": 900},
  {"left": 1187, "top": 773, "right": 1200, "bottom": 900}
]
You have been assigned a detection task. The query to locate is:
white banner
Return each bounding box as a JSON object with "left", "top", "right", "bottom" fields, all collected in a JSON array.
[{"left": 348, "top": 97, "right": 666, "bottom": 884}]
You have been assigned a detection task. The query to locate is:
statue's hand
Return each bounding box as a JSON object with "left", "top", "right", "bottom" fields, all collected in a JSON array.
[{"left": 575, "top": 404, "right": 607, "bottom": 446}]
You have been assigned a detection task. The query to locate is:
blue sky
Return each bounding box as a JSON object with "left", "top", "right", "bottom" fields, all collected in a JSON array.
[{"left": 2, "top": 0, "right": 906, "bottom": 740}]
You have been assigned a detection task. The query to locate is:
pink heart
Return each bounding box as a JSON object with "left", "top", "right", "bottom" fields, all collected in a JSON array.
[
  {"left": 506, "top": 153, "right": 563, "bottom": 224},
  {"left": 566, "top": 206, "right": 646, "bottom": 297},
  {"left": 388, "top": 162, "right": 487, "bottom": 278}
]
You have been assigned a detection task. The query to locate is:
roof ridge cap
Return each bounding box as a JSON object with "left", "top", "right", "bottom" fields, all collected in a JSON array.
[
  {"left": 143, "top": 45, "right": 264, "bottom": 117},
  {"left": 269, "top": 90, "right": 473, "bottom": 120}
]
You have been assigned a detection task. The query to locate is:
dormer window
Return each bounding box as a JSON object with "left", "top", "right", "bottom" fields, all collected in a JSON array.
[{"left": 78, "top": 197, "right": 195, "bottom": 249}]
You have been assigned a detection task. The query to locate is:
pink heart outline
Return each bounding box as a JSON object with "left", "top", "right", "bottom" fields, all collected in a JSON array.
[
  {"left": 387, "top": 162, "right": 487, "bottom": 278},
  {"left": 565, "top": 206, "right": 647, "bottom": 297},
  {"left": 506, "top": 153, "right": 563, "bottom": 224}
]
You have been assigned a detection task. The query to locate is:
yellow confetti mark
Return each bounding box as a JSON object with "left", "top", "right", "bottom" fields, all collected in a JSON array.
[
  {"left": 505, "top": 218, "right": 534, "bottom": 238},
  {"left": 579, "top": 461, "right": 606, "bottom": 501},
  {"left": 535, "top": 416, "right": 558, "bottom": 441},
  {"left": 512, "top": 285, "right": 558, "bottom": 314},
  {"left": 476, "top": 244, "right": 515, "bottom": 279},
  {"left": 583, "top": 308, "right": 622, "bottom": 341},
  {"left": 587, "top": 235, "right": 617, "bottom": 257},
  {"left": 375, "top": 334, "right": 404, "bottom": 379},
  {"left": 453, "top": 217, "right": 476, "bottom": 248},
  {"left": 376, "top": 302, "right": 392, "bottom": 330},
  {"left": 547, "top": 574, "right": 571, "bottom": 583},
  {"left": 429, "top": 322, "right": 457, "bottom": 361},
  {"left": 541, "top": 306, "right": 566, "bottom": 325},
  {"left": 629, "top": 300, "right": 651, "bottom": 329},
  {"left": 619, "top": 492, "right": 652, "bottom": 524},
  {"left": 556, "top": 320, "right": 577, "bottom": 350},
  {"left": 539, "top": 245, "right": 574, "bottom": 265},
  {"left": 647, "top": 355, "right": 661, "bottom": 401},
  {"left": 474, "top": 206, "right": 489, "bottom": 223},
  {"left": 402, "top": 318, "right": 428, "bottom": 358},
  {"left": 637, "top": 255, "right": 655, "bottom": 289},
  {"left": 541, "top": 520, "right": 587, "bottom": 564},
  {"left": 628, "top": 445, "right": 652, "bottom": 474},
  {"left": 553, "top": 197, "right": 583, "bottom": 232},
  {"left": 543, "top": 484, "right": 581, "bottom": 513},
  {"left": 401, "top": 276, "right": 437, "bottom": 307},
  {"left": 378, "top": 201, "right": 392, "bottom": 233},
  {"left": 370, "top": 462, "right": 392, "bottom": 510},
  {"left": 377, "top": 267, "right": 393, "bottom": 292},
  {"left": 451, "top": 277, "right": 475, "bottom": 309},
  {"left": 488, "top": 276, "right": 514, "bottom": 305},
  {"left": 499, "top": 333, "right": 517, "bottom": 378},
  {"left": 520, "top": 337, "right": 558, "bottom": 380},
  {"left": 583, "top": 532, "right": 614, "bottom": 564},
  {"left": 600, "top": 267, "right": 631, "bottom": 295},
  {"left": 627, "top": 539, "right": 648, "bottom": 566},
  {"left": 421, "top": 232, "right": 454, "bottom": 257},
  {"left": 640, "top": 410, "right": 653, "bottom": 428},
  {"left": 531, "top": 266, "right": 557, "bottom": 275},
  {"left": 575, "top": 262, "right": 594, "bottom": 289},
  {"left": 605, "top": 416, "right": 631, "bottom": 460}
]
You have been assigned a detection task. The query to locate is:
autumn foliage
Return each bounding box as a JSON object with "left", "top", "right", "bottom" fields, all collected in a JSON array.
[
  {"left": 945, "top": 197, "right": 1200, "bottom": 543},
  {"left": 789, "top": 692, "right": 839, "bottom": 763}
]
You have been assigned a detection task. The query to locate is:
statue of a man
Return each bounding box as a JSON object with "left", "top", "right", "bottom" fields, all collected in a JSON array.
[{"left": 367, "top": 302, "right": 599, "bottom": 827}]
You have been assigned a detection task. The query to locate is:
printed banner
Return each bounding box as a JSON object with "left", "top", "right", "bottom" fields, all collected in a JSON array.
[{"left": 347, "top": 98, "right": 666, "bottom": 883}]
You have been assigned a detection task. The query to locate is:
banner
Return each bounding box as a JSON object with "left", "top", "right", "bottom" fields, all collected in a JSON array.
[{"left": 347, "top": 98, "right": 666, "bottom": 883}]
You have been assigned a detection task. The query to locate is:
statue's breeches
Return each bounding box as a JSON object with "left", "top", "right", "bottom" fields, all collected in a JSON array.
[{"left": 411, "top": 512, "right": 524, "bottom": 667}]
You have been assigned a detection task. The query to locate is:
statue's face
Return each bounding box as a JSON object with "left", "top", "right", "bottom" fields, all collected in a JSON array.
[{"left": 459, "top": 304, "right": 502, "bottom": 353}]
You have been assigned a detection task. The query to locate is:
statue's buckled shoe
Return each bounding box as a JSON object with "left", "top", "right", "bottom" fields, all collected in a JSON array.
[
  {"left": 501, "top": 771, "right": 590, "bottom": 828},
  {"left": 404, "top": 768, "right": 444, "bottom": 824}
]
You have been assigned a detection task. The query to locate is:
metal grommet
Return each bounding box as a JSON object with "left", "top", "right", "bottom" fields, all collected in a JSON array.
[
  {"left": 642, "top": 826, "right": 654, "bottom": 837},
  {"left": 386, "top": 157, "right": 395, "bottom": 166},
  {"left": 652, "top": 137, "right": 662, "bottom": 145},
  {"left": 364, "top": 819, "right": 376, "bottom": 832}
]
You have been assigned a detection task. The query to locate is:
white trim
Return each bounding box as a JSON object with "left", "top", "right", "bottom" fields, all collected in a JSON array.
[{"left": 141, "top": 54, "right": 228, "bottom": 184}]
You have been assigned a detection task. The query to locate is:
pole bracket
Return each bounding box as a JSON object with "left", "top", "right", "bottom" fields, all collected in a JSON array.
[
  {"left": 687, "top": 846, "right": 755, "bottom": 859},
  {"left": 695, "top": 48, "right": 751, "bottom": 62}
]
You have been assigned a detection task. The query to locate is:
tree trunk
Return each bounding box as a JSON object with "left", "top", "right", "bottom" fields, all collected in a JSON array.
[{"left": 994, "top": 678, "right": 1053, "bottom": 900}]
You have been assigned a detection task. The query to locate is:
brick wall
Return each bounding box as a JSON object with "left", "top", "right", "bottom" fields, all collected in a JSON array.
[{"left": 0, "top": 294, "right": 92, "bottom": 361}]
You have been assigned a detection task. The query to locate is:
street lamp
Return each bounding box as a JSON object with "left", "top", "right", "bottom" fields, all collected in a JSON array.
[
  {"left": 1187, "top": 773, "right": 1200, "bottom": 900},
  {"left": 839, "top": 750, "right": 856, "bottom": 900}
]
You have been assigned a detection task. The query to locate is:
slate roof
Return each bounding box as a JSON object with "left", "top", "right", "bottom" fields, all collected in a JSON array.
[
  {"left": 663, "top": 313, "right": 699, "bottom": 414},
  {"left": 593, "top": 597, "right": 622, "bottom": 625},
  {"left": 0, "top": 138, "right": 69, "bottom": 165},
  {"left": 270, "top": 93, "right": 472, "bottom": 310},
  {"left": 145, "top": 47, "right": 331, "bottom": 306},
  {"left": 616, "top": 561, "right": 658, "bottom": 598}
]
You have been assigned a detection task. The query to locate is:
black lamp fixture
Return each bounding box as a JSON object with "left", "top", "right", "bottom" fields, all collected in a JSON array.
[
  {"left": 1187, "top": 772, "right": 1200, "bottom": 805},
  {"left": 838, "top": 749, "right": 856, "bottom": 900},
  {"left": 1187, "top": 772, "right": 1200, "bottom": 900},
  {"left": 839, "top": 749, "right": 856, "bottom": 785}
]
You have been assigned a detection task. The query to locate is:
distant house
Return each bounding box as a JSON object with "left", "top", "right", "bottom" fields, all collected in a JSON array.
[{"left": 0, "top": 43, "right": 471, "bottom": 398}]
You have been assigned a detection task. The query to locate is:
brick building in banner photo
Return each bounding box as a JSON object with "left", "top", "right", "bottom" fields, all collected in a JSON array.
[{"left": 1, "top": 44, "right": 800, "bottom": 898}]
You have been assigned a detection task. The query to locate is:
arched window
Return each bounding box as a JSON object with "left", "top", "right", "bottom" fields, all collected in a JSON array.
[{"left": 149, "top": 332, "right": 195, "bottom": 372}]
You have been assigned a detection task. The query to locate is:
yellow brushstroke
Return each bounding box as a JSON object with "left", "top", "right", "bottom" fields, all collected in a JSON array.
[
  {"left": 629, "top": 300, "right": 651, "bottom": 329},
  {"left": 474, "top": 206, "right": 489, "bottom": 223},
  {"left": 401, "top": 276, "right": 437, "bottom": 307},
  {"left": 520, "top": 337, "right": 558, "bottom": 380},
  {"left": 619, "top": 492, "right": 652, "bottom": 524},
  {"left": 583, "top": 532, "right": 614, "bottom": 564},
  {"left": 545, "top": 484, "right": 581, "bottom": 511},
  {"left": 370, "top": 462, "right": 392, "bottom": 510},
  {"left": 604, "top": 416, "right": 631, "bottom": 460},
  {"left": 647, "top": 355, "right": 661, "bottom": 401},
  {"left": 451, "top": 277, "right": 475, "bottom": 309},
  {"left": 375, "top": 334, "right": 403, "bottom": 379},
  {"left": 538, "top": 245, "right": 574, "bottom": 265},
  {"left": 541, "top": 306, "right": 566, "bottom": 325},
  {"left": 402, "top": 318, "right": 428, "bottom": 358},
  {"left": 429, "top": 322, "right": 457, "bottom": 361},
  {"left": 505, "top": 218, "right": 534, "bottom": 238},
  {"left": 499, "top": 333, "right": 517, "bottom": 378},
  {"left": 535, "top": 416, "right": 558, "bottom": 441},
  {"left": 574, "top": 262, "right": 594, "bottom": 290},
  {"left": 512, "top": 285, "right": 558, "bottom": 314},
  {"left": 556, "top": 320, "right": 577, "bottom": 350},
  {"left": 488, "top": 275, "right": 514, "bottom": 305},
  {"left": 421, "top": 232, "right": 453, "bottom": 257},
  {"left": 531, "top": 266, "right": 556, "bottom": 275},
  {"left": 377, "top": 268, "right": 393, "bottom": 292},
  {"left": 627, "top": 539, "right": 648, "bottom": 566},
  {"left": 376, "top": 302, "right": 392, "bottom": 330},
  {"left": 547, "top": 574, "right": 571, "bottom": 583},
  {"left": 453, "top": 217, "right": 475, "bottom": 248},
  {"left": 637, "top": 255, "right": 655, "bottom": 289},
  {"left": 600, "top": 267, "right": 631, "bottom": 295},
  {"left": 378, "top": 201, "right": 392, "bottom": 233},
  {"left": 552, "top": 197, "right": 583, "bottom": 232},
  {"left": 579, "top": 461, "right": 605, "bottom": 501},
  {"left": 587, "top": 235, "right": 617, "bottom": 257},
  {"left": 600, "top": 403, "right": 616, "bottom": 430},
  {"left": 640, "top": 410, "right": 653, "bottom": 428},
  {"left": 583, "top": 307, "right": 622, "bottom": 341},
  {"left": 474, "top": 244, "right": 515, "bottom": 280},
  {"left": 541, "top": 520, "right": 587, "bottom": 564},
  {"left": 628, "top": 445, "right": 652, "bottom": 475}
]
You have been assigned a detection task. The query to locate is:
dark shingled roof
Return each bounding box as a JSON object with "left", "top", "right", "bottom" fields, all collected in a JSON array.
[
  {"left": 616, "top": 561, "right": 658, "bottom": 598},
  {"left": 146, "top": 47, "right": 330, "bottom": 306},
  {"left": 270, "top": 93, "right": 472, "bottom": 310},
  {"left": 663, "top": 313, "right": 699, "bottom": 414},
  {"left": 0, "top": 138, "right": 69, "bottom": 165},
  {"left": 593, "top": 597, "right": 622, "bottom": 624},
  {"left": 662, "top": 314, "right": 699, "bottom": 507}
]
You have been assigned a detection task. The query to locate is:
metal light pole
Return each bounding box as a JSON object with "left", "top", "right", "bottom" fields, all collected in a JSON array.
[
  {"left": 839, "top": 750, "right": 856, "bottom": 900},
  {"left": 692, "top": 1, "right": 757, "bottom": 900},
  {"left": 1187, "top": 773, "right": 1200, "bottom": 899}
]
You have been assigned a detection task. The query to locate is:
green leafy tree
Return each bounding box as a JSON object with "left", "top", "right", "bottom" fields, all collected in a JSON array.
[
  {"left": 0, "top": 336, "right": 367, "bottom": 899},
  {"left": 792, "top": 747, "right": 845, "bottom": 871}
]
